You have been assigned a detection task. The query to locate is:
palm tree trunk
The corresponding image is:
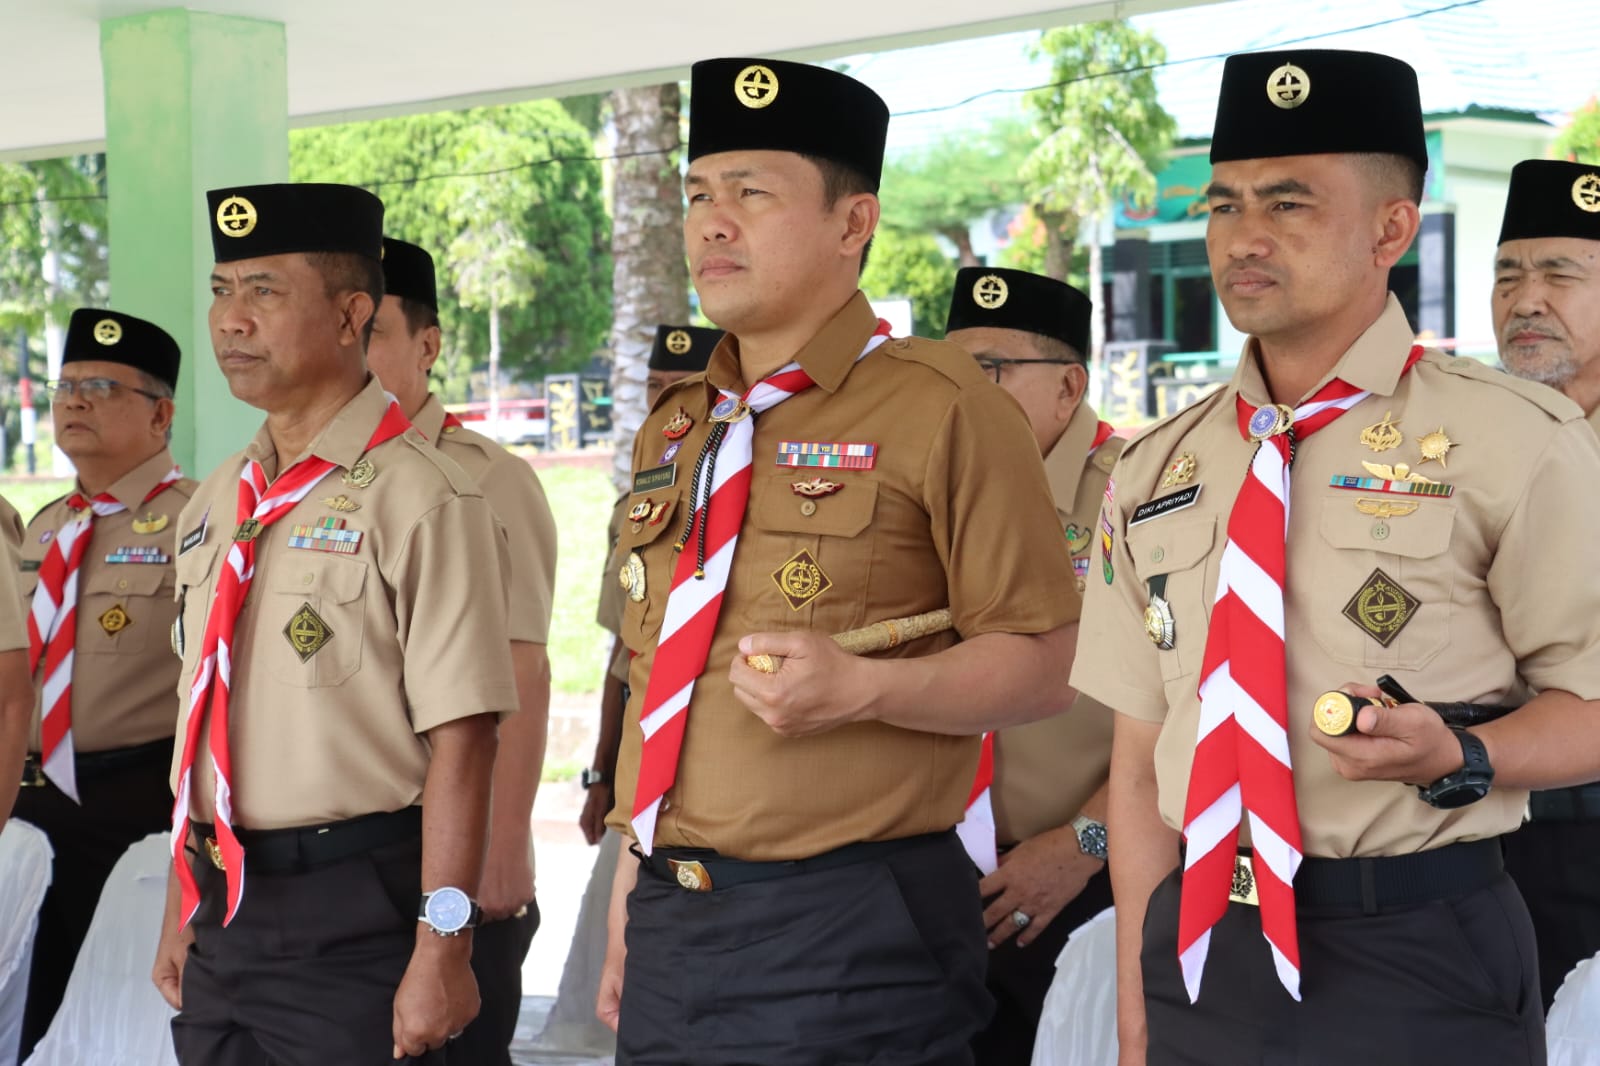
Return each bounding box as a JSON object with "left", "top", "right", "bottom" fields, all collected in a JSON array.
[{"left": 607, "top": 84, "right": 690, "bottom": 492}]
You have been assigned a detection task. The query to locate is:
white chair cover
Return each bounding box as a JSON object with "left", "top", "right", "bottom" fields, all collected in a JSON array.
[
  {"left": 1030, "top": 905, "right": 1119, "bottom": 1066},
  {"left": 0, "top": 821, "right": 54, "bottom": 1066},
  {"left": 23, "top": 832, "right": 176, "bottom": 1066},
  {"left": 1549, "top": 952, "right": 1600, "bottom": 1066},
  {"left": 532, "top": 830, "right": 619, "bottom": 1058}
]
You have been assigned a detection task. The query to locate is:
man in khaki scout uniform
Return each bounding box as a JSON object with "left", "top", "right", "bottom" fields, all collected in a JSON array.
[
  {"left": 12, "top": 308, "right": 194, "bottom": 1058},
  {"left": 582, "top": 323, "right": 721, "bottom": 845},
  {"left": 367, "top": 235, "right": 557, "bottom": 1066},
  {"left": 0, "top": 496, "right": 31, "bottom": 825},
  {"left": 1492, "top": 157, "right": 1600, "bottom": 1010},
  {"left": 149, "top": 183, "right": 518, "bottom": 1065},
  {"left": 944, "top": 267, "right": 1117, "bottom": 1065},
  {"left": 598, "top": 58, "right": 1081, "bottom": 1066},
  {"left": 1074, "top": 50, "right": 1600, "bottom": 1065}
]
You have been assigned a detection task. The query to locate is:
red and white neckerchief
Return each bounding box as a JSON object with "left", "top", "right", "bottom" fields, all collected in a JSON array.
[
  {"left": 631, "top": 320, "right": 894, "bottom": 852},
  {"left": 957, "top": 420, "right": 1119, "bottom": 873},
  {"left": 27, "top": 466, "right": 183, "bottom": 802},
  {"left": 1180, "top": 346, "right": 1423, "bottom": 1003},
  {"left": 171, "top": 402, "right": 411, "bottom": 927}
]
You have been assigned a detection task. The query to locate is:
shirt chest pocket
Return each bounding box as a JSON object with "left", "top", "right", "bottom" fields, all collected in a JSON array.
[
  {"left": 174, "top": 543, "right": 220, "bottom": 680},
  {"left": 618, "top": 493, "right": 683, "bottom": 651},
  {"left": 746, "top": 477, "right": 878, "bottom": 632},
  {"left": 265, "top": 557, "right": 368, "bottom": 688},
  {"left": 79, "top": 562, "right": 174, "bottom": 655},
  {"left": 1127, "top": 515, "right": 1217, "bottom": 682},
  {"left": 1311, "top": 498, "right": 1455, "bottom": 670}
]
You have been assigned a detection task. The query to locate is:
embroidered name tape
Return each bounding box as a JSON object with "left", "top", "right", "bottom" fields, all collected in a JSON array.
[{"left": 633, "top": 464, "right": 678, "bottom": 495}]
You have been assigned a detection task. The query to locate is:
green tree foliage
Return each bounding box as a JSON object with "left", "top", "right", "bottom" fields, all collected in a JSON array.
[
  {"left": 879, "top": 119, "right": 1035, "bottom": 266},
  {"left": 1554, "top": 96, "right": 1600, "bottom": 164},
  {"left": 0, "top": 156, "right": 108, "bottom": 334},
  {"left": 860, "top": 228, "right": 957, "bottom": 338},
  {"left": 291, "top": 100, "right": 611, "bottom": 397}
]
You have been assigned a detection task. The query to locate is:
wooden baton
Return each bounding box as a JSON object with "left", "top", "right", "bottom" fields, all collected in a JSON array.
[{"left": 745, "top": 608, "right": 954, "bottom": 674}]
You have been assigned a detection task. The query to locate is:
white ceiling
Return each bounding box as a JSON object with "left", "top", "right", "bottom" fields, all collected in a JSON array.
[{"left": 0, "top": 0, "right": 1210, "bottom": 161}]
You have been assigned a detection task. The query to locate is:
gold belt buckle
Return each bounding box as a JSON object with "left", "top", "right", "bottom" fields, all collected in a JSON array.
[
  {"left": 668, "top": 858, "right": 712, "bottom": 892},
  {"left": 204, "top": 832, "right": 227, "bottom": 870},
  {"left": 1229, "top": 853, "right": 1259, "bottom": 906}
]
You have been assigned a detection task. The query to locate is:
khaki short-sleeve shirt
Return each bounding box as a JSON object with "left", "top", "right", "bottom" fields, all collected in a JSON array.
[
  {"left": 1073, "top": 296, "right": 1600, "bottom": 857},
  {"left": 605, "top": 292, "right": 1081, "bottom": 860},
  {"left": 412, "top": 394, "right": 557, "bottom": 645},
  {"left": 597, "top": 494, "right": 632, "bottom": 684},
  {"left": 170, "top": 379, "right": 518, "bottom": 830},
  {"left": 0, "top": 497, "right": 25, "bottom": 653},
  {"left": 17, "top": 450, "right": 194, "bottom": 751},
  {"left": 992, "top": 405, "right": 1122, "bottom": 844}
]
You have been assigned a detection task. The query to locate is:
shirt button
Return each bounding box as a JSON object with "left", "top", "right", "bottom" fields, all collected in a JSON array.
[
  {"left": 631, "top": 523, "right": 643, "bottom": 534},
  {"left": 303, "top": 573, "right": 314, "bottom": 585},
  {"left": 1150, "top": 546, "right": 1165, "bottom": 563},
  {"left": 1372, "top": 522, "right": 1390, "bottom": 541},
  {"left": 117, "top": 578, "right": 129, "bottom": 590},
  {"left": 800, "top": 500, "right": 817, "bottom": 517}
]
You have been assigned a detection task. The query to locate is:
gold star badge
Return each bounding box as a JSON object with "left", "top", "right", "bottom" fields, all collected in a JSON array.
[{"left": 1415, "top": 427, "right": 1456, "bottom": 467}]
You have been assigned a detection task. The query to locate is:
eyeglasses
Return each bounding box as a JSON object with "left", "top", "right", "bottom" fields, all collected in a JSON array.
[
  {"left": 973, "top": 358, "right": 1074, "bottom": 385},
  {"left": 45, "top": 378, "right": 164, "bottom": 403}
]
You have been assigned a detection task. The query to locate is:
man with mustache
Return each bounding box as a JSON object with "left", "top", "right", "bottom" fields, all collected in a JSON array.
[
  {"left": 597, "top": 57, "right": 1080, "bottom": 1065},
  {"left": 12, "top": 309, "right": 194, "bottom": 1058},
  {"left": 149, "top": 183, "right": 516, "bottom": 1064},
  {"left": 1493, "top": 157, "right": 1600, "bottom": 1010},
  {"left": 1073, "top": 50, "right": 1600, "bottom": 1064}
]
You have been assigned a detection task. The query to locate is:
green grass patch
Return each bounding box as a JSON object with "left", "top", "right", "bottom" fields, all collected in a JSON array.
[{"left": 1, "top": 463, "right": 617, "bottom": 696}]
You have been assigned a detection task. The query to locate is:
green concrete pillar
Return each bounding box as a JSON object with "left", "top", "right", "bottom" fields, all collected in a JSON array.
[{"left": 101, "top": 10, "right": 287, "bottom": 476}]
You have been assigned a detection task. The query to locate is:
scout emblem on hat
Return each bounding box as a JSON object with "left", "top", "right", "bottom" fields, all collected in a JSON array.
[
  {"left": 284, "top": 602, "right": 334, "bottom": 662},
  {"left": 215, "top": 195, "right": 257, "bottom": 238},
  {"left": 1266, "top": 63, "right": 1310, "bottom": 109},
  {"left": 1575, "top": 173, "right": 1600, "bottom": 213},
  {"left": 665, "top": 330, "right": 693, "bottom": 355},
  {"left": 973, "top": 274, "right": 1009, "bottom": 309},
  {"left": 381, "top": 238, "right": 439, "bottom": 310},
  {"left": 649, "top": 324, "right": 722, "bottom": 372},
  {"left": 1359, "top": 412, "right": 1403, "bottom": 453},
  {"left": 735, "top": 64, "right": 779, "bottom": 109},
  {"left": 1160, "top": 453, "right": 1197, "bottom": 488},
  {"left": 63, "top": 308, "right": 182, "bottom": 391},
  {"left": 1415, "top": 427, "right": 1456, "bottom": 467}
]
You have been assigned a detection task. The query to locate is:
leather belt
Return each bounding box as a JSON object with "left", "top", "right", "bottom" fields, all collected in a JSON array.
[
  {"left": 1527, "top": 785, "right": 1600, "bottom": 823},
  {"left": 21, "top": 737, "right": 172, "bottom": 788},
  {"left": 1190, "top": 838, "right": 1504, "bottom": 917},
  {"left": 191, "top": 806, "right": 421, "bottom": 876},
  {"left": 640, "top": 830, "right": 952, "bottom": 893}
]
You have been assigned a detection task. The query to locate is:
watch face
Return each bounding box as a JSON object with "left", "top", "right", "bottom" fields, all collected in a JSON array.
[
  {"left": 1080, "top": 824, "right": 1109, "bottom": 860},
  {"left": 425, "top": 887, "right": 472, "bottom": 932}
]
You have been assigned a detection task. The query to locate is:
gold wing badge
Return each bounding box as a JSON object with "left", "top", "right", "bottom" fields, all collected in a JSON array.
[
  {"left": 1355, "top": 498, "right": 1420, "bottom": 520},
  {"left": 1360, "top": 461, "right": 1440, "bottom": 486}
]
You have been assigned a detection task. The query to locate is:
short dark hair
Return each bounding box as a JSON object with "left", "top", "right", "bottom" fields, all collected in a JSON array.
[
  {"left": 1353, "top": 152, "right": 1425, "bottom": 206},
  {"left": 799, "top": 153, "right": 878, "bottom": 275},
  {"left": 1031, "top": 334, "right": 1088, "bottom": 366},
  {"left": 304, "top": 252, "right": 385, "bottom": 348},
  {"left": 398, "top": 295, "right": 441, "bottom": 336}
]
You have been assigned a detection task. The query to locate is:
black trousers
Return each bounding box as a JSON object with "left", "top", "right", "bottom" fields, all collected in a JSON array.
[
  {"left": 443, "top": 900, "right": 540, "bottom": 1066},
  {"left": 1140, "top": 867, "right": 1545, "bottom": 1066},
  {"left": 1504, "top": 820, "right": 1600, "bottom": 1011},
  {"left": 11, "top": 746, "right": 173, "bottom": 1059},
  {"left": 617, "top": 831, "right": 992, "bottom": 1066},
  {"left": 970, "top": 865, "right": 1113, "bottom": 1066},
  {"left": 172, "top": 835, "right": 443, "bottom": 1066}
]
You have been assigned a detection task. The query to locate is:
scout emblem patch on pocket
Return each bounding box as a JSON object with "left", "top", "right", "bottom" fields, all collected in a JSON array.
[
  {"left": 772, "top": 550, "right": 832, "bottom": 610},
  {"left": 284, "top": 602, "right": 334, "bottom": 662},
  {"left": 1341, "top": 568, "right": 1419, "bottom": 647}
]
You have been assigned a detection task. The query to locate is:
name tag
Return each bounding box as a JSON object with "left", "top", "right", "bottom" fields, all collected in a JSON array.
[
  {"left": 20, "top": 559, "right": 40, "bottom": 573},
  {"left": 633, "top": 464, "right": 677, "bottom": 495},
  {"left": 179, "top": 511, "right": 209, "bottom": 556},
  {"left": 1129, "top": 485, "right": 1202, "bottom": 526}
]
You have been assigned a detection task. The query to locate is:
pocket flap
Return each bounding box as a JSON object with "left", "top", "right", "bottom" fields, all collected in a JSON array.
[
  {"left": 270, "top": 557, "right": 368, "bottom": 604},
  {"left": 84, "top": 563, "right": 170, "bottom": 598},
  {"left": 1319, "top": 497, "right": 1454, "bottom": 559},
  {"left": 749, "top": 476, "right": 878, "bottom": 537},
  {"left": 616, "top": 494, "right": 683, "bottom": 553},
  {"left": 1128, "top": 515, "right": 1217, "bottom": 579}
]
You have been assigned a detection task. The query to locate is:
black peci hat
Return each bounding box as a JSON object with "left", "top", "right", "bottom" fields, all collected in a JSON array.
[
  {"left": 1210, "top": 50, "right": 1428, "bottom": 174},
  {"left": 945, "top": 268, "right": 1092, "bottom": 359},
  {"left": 1498, "top": 159, "right": 1600, "bottom": 244},
  {"left": 381, "top": 238, "right": 438, "bottom": 310},
  {"left": 62, "top": 309, "right": 181, "bottom": 390},
  {"left": 648, "top": 325, "right": 722, "bottom": 372},
  {"left": 688, "top": 58, "right": 890, "bottom": 185},
  {"left": 206, "top": 183, "right": 385, "bottom": 263}
]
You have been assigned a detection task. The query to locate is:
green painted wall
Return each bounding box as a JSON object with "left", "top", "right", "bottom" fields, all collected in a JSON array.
[{"left": 101, "top": 9, "right": 288, "bottom": 477}]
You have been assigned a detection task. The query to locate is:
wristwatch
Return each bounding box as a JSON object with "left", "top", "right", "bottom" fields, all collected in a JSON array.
[
  {"left": 581, "top": 768, "right": 608, "bottom": 788},
  {"left": 1071, "top": 815, "right": 1109, "bottom": 862},
  {"left": 418, "top": 887, "right": 482, "bottom": 936},
  {"left": 1417, "top": 728, "right": 1494, "bottom": 809}
]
